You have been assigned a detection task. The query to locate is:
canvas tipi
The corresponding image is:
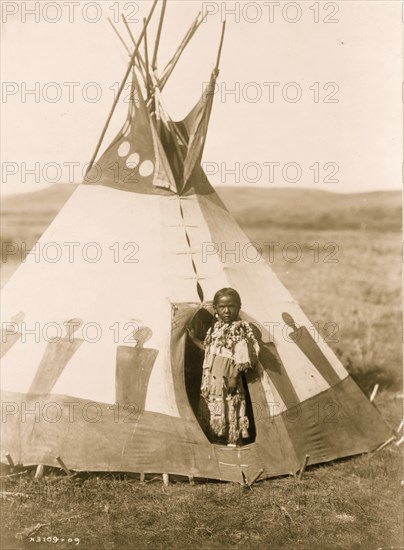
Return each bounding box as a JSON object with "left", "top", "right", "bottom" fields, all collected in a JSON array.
[{"left": 1, "top": 3, "right": 392, "bottom": 484}]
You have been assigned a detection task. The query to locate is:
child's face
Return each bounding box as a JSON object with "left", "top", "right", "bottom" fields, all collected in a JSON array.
[{"left": 214, "top": 296, "right": 240, "bottom": 323}]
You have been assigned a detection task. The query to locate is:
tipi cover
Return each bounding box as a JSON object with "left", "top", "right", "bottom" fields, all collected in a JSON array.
[{"left": 0, "top": 9, "right": 392, "bottom": 484}]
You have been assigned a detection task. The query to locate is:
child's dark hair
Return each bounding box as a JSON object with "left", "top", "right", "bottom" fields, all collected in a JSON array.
[{"left": 213, "top": 288, "right": 242, "bottom": 308}]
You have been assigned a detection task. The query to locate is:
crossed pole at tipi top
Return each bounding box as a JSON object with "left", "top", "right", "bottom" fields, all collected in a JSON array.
[{"left": 85, "top": 0, "right": 226, "bottom": 184}]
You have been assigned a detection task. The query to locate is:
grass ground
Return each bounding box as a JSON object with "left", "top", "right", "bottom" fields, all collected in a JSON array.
[
  {"left": 1, "top": 185, "right": 403, "bottom": 549},
  {"left": 1, "top": 403, "right": 402, "bottom": 550}
]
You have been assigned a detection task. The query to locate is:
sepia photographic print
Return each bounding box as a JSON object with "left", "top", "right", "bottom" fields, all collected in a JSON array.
[{"left": 1, "top": 1, "right": 402, "bottom": 549}]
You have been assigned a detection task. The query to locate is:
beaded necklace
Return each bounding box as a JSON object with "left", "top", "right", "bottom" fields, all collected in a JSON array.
[{"left": 204, "top": 319, "right": 257, "bottom": 353}]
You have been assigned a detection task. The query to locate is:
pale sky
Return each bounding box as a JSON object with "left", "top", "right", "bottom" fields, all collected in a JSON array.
[{"left": 1, "top": 0, "right": 402, "bottom": 195}]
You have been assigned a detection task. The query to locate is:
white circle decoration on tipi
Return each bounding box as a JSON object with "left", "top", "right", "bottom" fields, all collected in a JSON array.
[
  {"left": 126, "top": 153, "right": 140, "bottom": 169},
  {"left": 118, "top": 142, "right": 130, "bottom": 157},
  {"left": 139, "top": 160, "right": 154, "bottom": 177}
]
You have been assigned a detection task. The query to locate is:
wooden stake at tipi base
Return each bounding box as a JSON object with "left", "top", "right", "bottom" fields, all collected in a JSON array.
[
  {"left": 244, "top": 468, "right": 264, "bottom": 489},
  {"left": 162, "top": 473, "right": 170, "bottom": 486},
  {"left": 298, "top": 455, "right": 310, "bottom": 482},
  {"left": 371, "top": 436, "right": 397, "bottom": 456},
  {"left": 0, "top": 470, "right": 27, "bottom": 479},
  {"left": 369, "top": 383, "right": 379, "bottom": 402},
  {"left": 5, "top": 453, "right": 14, "bottom": 469},
  {"left": 34, "top": 465, "right": 45, "bottom": 480},
  {"left": 56, "top": 456, "right": 72, "bottom": 477}
]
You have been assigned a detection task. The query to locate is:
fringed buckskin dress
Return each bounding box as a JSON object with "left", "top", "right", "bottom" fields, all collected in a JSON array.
[{"left": 198, "top": 319, "right": 260, "bottom": 444}]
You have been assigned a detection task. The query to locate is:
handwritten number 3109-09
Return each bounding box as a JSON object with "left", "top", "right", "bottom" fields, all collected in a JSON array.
[{"left": 29, "top": 537, "right": 80, "bottom": 545}]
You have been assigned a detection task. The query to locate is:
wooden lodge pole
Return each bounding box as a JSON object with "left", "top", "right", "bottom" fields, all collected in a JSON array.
[
  {"left": 84, "top": 0, "right": 159, "bottom": 177},
  {"left": 151, "top": 0, "right": 167, "bottom": 71},
  {"left": 158, "top": 12, "right": 203, "bottom": 91},
  {"left": 107, "top": 17, "right": 131, "bottom": 56},
  {"left": 143, "top": 17, "right": 152, "bottom": 99},
  {"left": 214, "top": 20, "right": 227, "bottom": 74},
  {"left": 122, "top": 15, "right": 147, "bottom": 72}
]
